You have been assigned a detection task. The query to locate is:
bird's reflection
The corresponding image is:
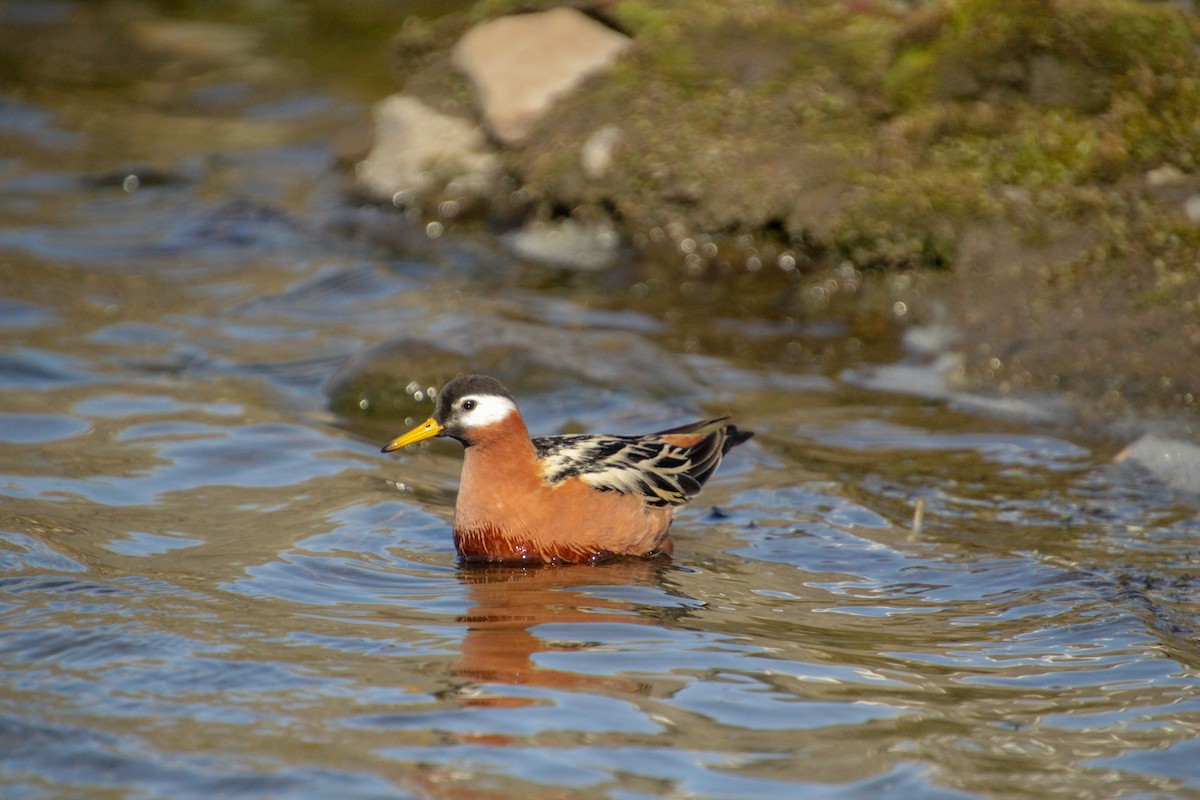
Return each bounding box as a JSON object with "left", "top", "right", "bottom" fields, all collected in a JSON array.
[{"left": 449, "top": 558, "right": 678, "bottom": 703}]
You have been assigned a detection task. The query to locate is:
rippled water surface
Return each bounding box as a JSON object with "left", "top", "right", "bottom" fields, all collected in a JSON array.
[{"left": 3, "top": 5, "right": 1200, "bottom": 799}]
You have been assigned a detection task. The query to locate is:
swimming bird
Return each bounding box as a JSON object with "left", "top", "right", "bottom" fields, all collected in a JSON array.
[{"left": 381, "top": 375, "right": 752, "bottom": 564}]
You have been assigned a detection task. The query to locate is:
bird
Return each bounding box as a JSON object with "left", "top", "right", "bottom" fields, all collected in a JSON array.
[{"left": 381, "top": 374, "right": 753, "bottom": 564}]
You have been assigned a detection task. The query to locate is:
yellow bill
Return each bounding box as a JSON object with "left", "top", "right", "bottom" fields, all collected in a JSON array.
[{"left": 381, "top": 417, "right": 443, "bottom": 452}]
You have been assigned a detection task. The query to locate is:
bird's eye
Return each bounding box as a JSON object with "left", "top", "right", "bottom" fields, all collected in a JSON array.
[{"left": 461, "top": 399, "right": 476, "bottom": 411}]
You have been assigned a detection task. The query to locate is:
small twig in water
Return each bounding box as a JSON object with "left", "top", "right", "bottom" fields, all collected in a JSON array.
[{"left": 911, "top": 497, "right": 926, "bottom": 536}]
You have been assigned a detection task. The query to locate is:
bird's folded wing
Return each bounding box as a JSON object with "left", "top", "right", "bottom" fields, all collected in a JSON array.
[{"left": 535, "top": 433, "right": 722, "bottom": 507}]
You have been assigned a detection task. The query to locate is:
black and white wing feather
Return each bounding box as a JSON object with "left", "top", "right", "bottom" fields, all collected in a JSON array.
[{"left": 533, "top": 418, "right": 750, "bottom": 507}]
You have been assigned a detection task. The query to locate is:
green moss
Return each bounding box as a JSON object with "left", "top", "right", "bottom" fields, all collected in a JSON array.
[
  {"left": 1053, "top": 0, "right": 1197, "bottom": 76},
  {"left": 608, "top": 1, "right": 676, "bottom": 38},
  {"left": 883, "top": 47, "right": 938, "bottom": 109},
  {"left": 390, "top": 0, "right": 1200, "bottom": 291},
  {"left": 888, "top": 0, "right": 1196, "bottom": 114}
]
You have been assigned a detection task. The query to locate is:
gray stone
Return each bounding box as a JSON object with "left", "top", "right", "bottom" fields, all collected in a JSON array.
[
  {"left": 355, "top": 94, "right": 499, "bottom": 204},
  {"left": 452, "top": 8, "right": 632, "bottom": 145},
  {"left": 502, "top": 218, "right": 622, "bottom": 271},
  {"left": 1116, "top": 434, "right": 1200, "bottom": 494}
]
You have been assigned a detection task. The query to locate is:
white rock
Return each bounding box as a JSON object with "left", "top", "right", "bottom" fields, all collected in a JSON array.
[
  {"left": 1183, "top": 193, "right": 1200, "bottom": 225},
  {"left": 1116, "top": 434, "right": 1200, "bottom": 493},
  {"left": 356, "top": 94, "right": 499, "bottom": 203},
  {"left": 1145, "top": 164, "right": 1186, "bottom": 188},
  {"left": 502, "top": 218, "right": 621, "bottom": 271},
  {"left": 452, "top": 8, "right": 632, "bottom": 145},
  {"left": 581, "top": 125, "right": 623, "bottom": 179}
]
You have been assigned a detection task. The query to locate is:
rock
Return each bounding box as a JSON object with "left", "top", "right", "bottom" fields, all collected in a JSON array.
[
  {"left": 327, "top": 338, "right": 462, "bottom": 420},
  {"left": 452, "top": 8, "right": 632, "bottom": 146},
  {"left": 1183, "top": 194, "right": 1200, "bottom": 225},
  {"left": 355, "top": 94, "right": 499, "bottom": 204},
  {"left": 581, "top": 124, "right": 622, "bottom": 179},
  {"left": 501, "top": 218, "right": 622, "bottom": 271},
  {"left": 1116, "top": 434, "right": 1200, "bottom": 494},
  {"left": 1145, "top": 164, "right": 1187, "bottom": 188},
  {"left": 328, "top": 317, "right": 700, "bottom": 422}
]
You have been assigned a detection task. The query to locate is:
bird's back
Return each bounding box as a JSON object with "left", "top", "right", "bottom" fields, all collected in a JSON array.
[{"left": 533, "top": 418, "right": 752, "bottom": 507}]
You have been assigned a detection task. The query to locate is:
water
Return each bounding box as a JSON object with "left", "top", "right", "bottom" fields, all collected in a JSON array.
[{"left": 2, "top": 4, "right": 1200, "bottom": 799}]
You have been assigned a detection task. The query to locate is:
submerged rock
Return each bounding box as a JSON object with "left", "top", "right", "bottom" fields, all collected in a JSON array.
[
  {"left": 328, "top": 316, "right": 700, "bottom": 422},
  {"left": 451, "top": 7, "right": 631, "bottom": 145}
]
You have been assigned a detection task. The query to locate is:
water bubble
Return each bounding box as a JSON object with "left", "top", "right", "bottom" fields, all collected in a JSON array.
[
  {"left": 892, "top": 301, "right": 908, "bottom": 316},
  {"left": 358, "top": 398, "right": 370, "bottom": 410},
  {"left": 746, "top": 256, "right": 762, "bottom": 272},
  {"left": 425, "top": 221, "right": 444, "bottom": 239},
  {"left": 438, "top": 200, "right": 460, "bottom": 218},
  {"left": 701, "top": 241, "right": 718, "bottom": 258},
  {"left": 122, "top": 174, "right": 140, "bottom": 193},
  {"left": 779, "top": 253, "right": 797, "bottom": 271},
  {"left": 413, "top": 390, "right": 425, "bottom": 401},
  {"left": 680, "top": 237, "right": 697, "bottom": 254},
  {"left": 405, "top": 381, "right": 420, "bottom": 394}
]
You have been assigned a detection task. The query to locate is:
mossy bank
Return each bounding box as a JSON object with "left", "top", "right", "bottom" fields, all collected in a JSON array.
[{"left": 371, "top": 0, "right": 1200, "bottom": 431}]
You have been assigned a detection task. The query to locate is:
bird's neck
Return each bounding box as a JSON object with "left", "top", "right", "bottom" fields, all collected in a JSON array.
[{"left": 460, "top": 412, "right": 539, "bottom": 488}]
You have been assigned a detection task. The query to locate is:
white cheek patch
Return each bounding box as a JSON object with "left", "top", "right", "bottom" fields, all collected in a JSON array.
[{"left": 458, "top": 395, "right": 518, "bottom": 428}]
